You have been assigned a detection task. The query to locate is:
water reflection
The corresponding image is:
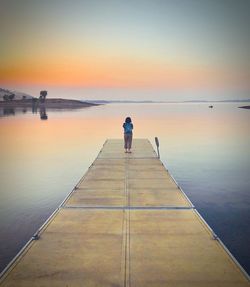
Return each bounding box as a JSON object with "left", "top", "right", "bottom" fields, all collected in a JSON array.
[
  {"left": 3, "top": 107, "right": 15, "bottom": 116},
  {"left": 39, "top": 107, "right": 48, "bottom": 120},
  {"left": 0, "top": 104, "right": 99, "bottom": 121},
  {"left": 0, "top": 103, "right": 249, "bottom": 275},
  {"left": 2, "top": 107, "right": 28, "bottom": 116},
  {"left": 0, "top": 106, "right": 49, "bottom": 120},
  {"left": 32, "top": 103, "right": 38, "bottom": 114}
]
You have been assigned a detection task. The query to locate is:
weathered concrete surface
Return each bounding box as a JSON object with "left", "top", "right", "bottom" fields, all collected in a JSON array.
[
  {"left": 1, "top": 209, "right": 125, "bottom": 287},
  {"left": 1, "top": 139, "right": 249, "bottom": 286},
  {"left": 98, "top": 139, "right": 157, "bottom": 159},
  {"left": 129, "top": 210, "right": 249, "bottom": 287}
]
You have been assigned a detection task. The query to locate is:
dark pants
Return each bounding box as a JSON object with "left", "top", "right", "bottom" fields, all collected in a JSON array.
[{"left": 124, "top": 133, "right": 132, "bottom": 149}]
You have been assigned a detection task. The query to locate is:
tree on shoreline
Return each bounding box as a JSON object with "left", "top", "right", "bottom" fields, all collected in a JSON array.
[
  {"left": 3, "top": 94, "right": 15, "bottom": 101},
  {"left": 39, "top": 91, "right": 47, "bottom": 103}
]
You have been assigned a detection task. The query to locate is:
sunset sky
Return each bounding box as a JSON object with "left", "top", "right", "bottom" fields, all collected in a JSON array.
[{"left": 0, "top": 0, "right": 249, "bottom": 100}]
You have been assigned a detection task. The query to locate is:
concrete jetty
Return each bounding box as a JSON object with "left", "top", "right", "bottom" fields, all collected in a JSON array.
[{"left": 0, "top": 139, "right": 249, "bottom": 286}]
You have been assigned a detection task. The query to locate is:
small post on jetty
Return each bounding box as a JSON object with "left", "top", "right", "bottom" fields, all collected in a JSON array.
[{"left": 155, "top": 137, "right": 160, "bottom": 158}]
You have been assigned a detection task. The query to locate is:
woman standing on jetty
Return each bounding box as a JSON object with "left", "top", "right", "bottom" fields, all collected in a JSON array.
[{"left": 123, "top": 117, "right": 133, "bottom": 153}]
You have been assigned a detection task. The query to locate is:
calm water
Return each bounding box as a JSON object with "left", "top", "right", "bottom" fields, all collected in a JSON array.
[{"left": 0, "top": 103, "right": 249, "bottom": 274}]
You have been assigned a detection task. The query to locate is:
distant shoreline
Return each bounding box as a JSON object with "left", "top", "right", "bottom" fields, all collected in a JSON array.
[
  {"left": 1, "top": 99, "right": 250, "bottom": 109},
  {"left": 0, "top": 98, "right": 99, "bottom": 109},
  {"left": 85, "top": 99, "right": 250, "bottom": 104},
  {"left": 238, "top": 105, "right": 250, "bottom": 109}
]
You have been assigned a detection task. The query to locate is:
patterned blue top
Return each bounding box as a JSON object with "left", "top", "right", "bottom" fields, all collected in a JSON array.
[{"left": 123, "top": 122, "right": 133, "bottom": 134}]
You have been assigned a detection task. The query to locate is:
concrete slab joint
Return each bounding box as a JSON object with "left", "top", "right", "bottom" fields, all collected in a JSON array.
[{"left": 0, "top": 139, "right": 249, "bottom": 286}]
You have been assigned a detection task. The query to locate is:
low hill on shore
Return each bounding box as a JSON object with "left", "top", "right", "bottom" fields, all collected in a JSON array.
[
  {"left": 0, "top": 98, "right": 98, "bottom": 108},
  {"left": 238, "top": 106, "right": 250, "bottom": 109},
  {"left": 0, "top": 88, "right": 32, "bottom": 101},
  {"left": 0, "top": 88, "right": 98, "bottom": 108}
]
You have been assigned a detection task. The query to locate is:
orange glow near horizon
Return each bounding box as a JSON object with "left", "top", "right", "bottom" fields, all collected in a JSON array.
[
  {"left": 1, "top": 55, "right": 248, "bottom": 90},
  {"left": 1, "top": 1, "right": 249, "bottom": 95}
]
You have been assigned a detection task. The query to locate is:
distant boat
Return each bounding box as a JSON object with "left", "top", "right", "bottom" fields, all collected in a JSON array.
[{"left": 209, "top": 105, "right": 213, "bottom": 108}]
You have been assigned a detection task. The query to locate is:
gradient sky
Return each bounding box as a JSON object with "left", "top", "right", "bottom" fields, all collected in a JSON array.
[{"left": 0, "top": 0, "right": 249, "bottom": 100}]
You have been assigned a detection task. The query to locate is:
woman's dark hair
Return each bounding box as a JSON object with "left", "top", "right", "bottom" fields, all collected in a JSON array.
[{"left": 125, "top": 117, "right": 131, "bottom": 123}]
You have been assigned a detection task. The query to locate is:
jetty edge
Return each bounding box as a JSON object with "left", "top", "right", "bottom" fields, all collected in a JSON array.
[{"left": 0, "top": 139, "right": 249, "bottom": 286}]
